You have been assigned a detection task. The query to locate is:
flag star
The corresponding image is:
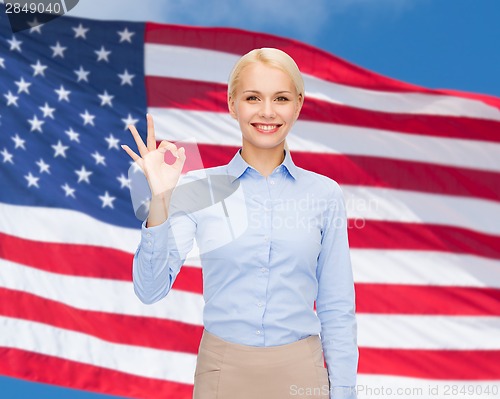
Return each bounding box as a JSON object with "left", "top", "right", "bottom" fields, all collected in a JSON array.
[
  {"left": 52, "top": 140, "right": 69, "bottom": 158},
  {"left": 95, "top": 46, "right": 111, "bottom": 62},
  {"left": 72, "top": 23, "right": 89, "bottom": 39},
  {"left": 50, "top": 41, "right": 67, "bottom": 58},
  {"left": 15, "top": 77, "right": 31, "bottom": 94},
  {"left": 31, "top": 60, "right": 48, "bottom": 77},
  {"left": 28, "top": 18, "right": 43, "bottom": 34},
  {"left": 12, "top": 134, "right": 26, "bottom": 149},
  {"left": 65, "top": 128, "right": 80, "bottom": 143},
  {"left": 55, "top": 85, "right": 71, "bottom": 102},
  {"left": 7, "top": 36, "right": 22, "bottom": 52},
  {"left": 1, "top": 148, "right": 14, "bottom": 164},
  {"left": 80, "top": 109, "right": 96, "bottom": 126},
  {"left": 28, "top": 114, "right": 44, "bottom": 132},
  {"left": 4, "top": 91, "right": 19, "bottom": 106},
  {"left": 99, "top": 191, "right": 116, "bottom": 208},
  {"left": 75, "top": 165, "right": 92, "bottom": 183},
  {"left": 122, "top": 113, "right": 139, "bottom": 129},
  {"left": 98, "top": 90, "right": 114, "bottom": 107},
  {"left": 61, "top": 183, "right": 76, "bottom": 198},
  {"left": 25, "top": 172, "right": 40, "bottom": 188},
  {"left": 118, "top": 69, "right": 135, "bottom": 86},
  {"left": 117, "top": 27, "right": 135, "bottom": 43},
  {"left": 74, "top": 66, "right": 90, "bottom": 82},
  {"left": 39, "top": 102, "right": 56, "bottom": 119},
  {"left": 0, "top": 57, "right": 6, "bottom": 68},
  {"left": 36, "top": 158, "right": 51, "bottom": 174},
  {"left": 117, "top": 173, "right": 131, "bottom": 189},
  {"left": 105, "top": 133, "right": 120, "bottom": 150},
  {"left": 91, "top": 151, "right": 106, "bottom": 166}
]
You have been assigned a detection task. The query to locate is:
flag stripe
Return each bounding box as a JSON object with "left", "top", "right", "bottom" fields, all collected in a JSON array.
[
  {"left": 0, "top": 259, "right": 204, "bottom": 324},
  {"left": 356, "top": 284, "right": 500, "bottom": 316},
  {"left": 0, "top": 348, "right": 193, "bottom": 399},
  {"left": 146, "top": 75, "right": 500, "bottom": 143},
  {"left": 151, "top": 108, "right": 500, "bottom": 173},
  {"left": 349, "top": 221, "right": 500, "bottom": 260},
  {"left": 0, "top": 288, "right": 202, "bottom": 354},
  {"left": 0, "top": 316, "right": 197, "bottom": 383},
  {"left": 351, "top": 250, "right": 500, "bottom": 288},
  {"left": 144, "top": 41, "right": 500, "bottom": 121},
  {"left": 359, "top": 348, "right": 500, "bottom": 380},
  {"left": 165, "top": 142, "right": 500, "bottom": 202},
  {"left": 357, "top": 315, "right": 500, "bottom": 350}
]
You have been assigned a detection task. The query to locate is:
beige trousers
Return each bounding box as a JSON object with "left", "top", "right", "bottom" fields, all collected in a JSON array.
[{"left": 193, "top": 329, "right": 329, "bottom": 399}]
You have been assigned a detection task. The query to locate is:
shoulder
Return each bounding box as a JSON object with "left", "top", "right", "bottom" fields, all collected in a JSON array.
[{"left": 294, "top": 166, "right": 344, "bottom": 201}]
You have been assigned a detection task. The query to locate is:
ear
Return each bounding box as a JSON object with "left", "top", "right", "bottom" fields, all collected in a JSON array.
[
  {"left": 294, "top": 94, "right": 304, "bottom": 120},
  {"left": 228, "top": 96, "right": 238, "bottom": 120}
]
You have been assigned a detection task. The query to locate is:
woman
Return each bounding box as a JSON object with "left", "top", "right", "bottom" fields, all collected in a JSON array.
[{"left": 122, "top": 48, "right": 358, "bottom": 399}]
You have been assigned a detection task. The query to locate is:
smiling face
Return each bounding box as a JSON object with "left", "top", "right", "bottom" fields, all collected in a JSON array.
[{"left": 228, "top": 62, "right": 303, "bottom": 153}]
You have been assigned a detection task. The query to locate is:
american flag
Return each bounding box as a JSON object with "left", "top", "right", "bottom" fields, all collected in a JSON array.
[{"left": 1, "top": 4, "right": 500, "bottom": 399}]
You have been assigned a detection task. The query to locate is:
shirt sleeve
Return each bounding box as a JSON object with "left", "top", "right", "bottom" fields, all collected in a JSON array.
[
  {"left": 315, "top": 181, "right": 358, "bottom": 399},
  {"left": 132, "top": 174, "right": 198, "bottom": 305}
]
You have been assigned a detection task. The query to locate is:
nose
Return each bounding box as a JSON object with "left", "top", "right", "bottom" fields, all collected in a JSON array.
[{"left": 259, "top": 100, "right": 276, "bottom": 119}]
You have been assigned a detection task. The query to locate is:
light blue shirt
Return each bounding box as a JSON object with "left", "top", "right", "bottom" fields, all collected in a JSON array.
[{"left": 133, "top": 149, "right": 358, "bottom": 398}]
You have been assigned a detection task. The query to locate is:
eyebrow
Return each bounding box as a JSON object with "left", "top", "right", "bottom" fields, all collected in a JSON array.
[{"left": 242, "top": 90, "right": 292, "bottom": 95}]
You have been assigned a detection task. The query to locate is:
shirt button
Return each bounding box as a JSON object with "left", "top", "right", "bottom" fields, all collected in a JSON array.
[
  {"left": 257, "top": 302, "right": 263, "bottom": 307},
  {"left": 146, "top": 233, "right": 151, "bottom": 238},
  {"left": 147, "top": 241, "right": 152, "bottom": 246},
  {"left": 269, "top": 180, "right": 275, "bottom": 185},
  {"left": 260, "top": 267, "right": 267, "bottom": 273},
  {"left": 256, "top": 330, "right": 261, "bottom": 335}
]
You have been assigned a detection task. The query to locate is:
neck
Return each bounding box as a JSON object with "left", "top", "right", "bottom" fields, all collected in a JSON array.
[{"left": 240, "top": 144, "right": 286, "bottom": 177}]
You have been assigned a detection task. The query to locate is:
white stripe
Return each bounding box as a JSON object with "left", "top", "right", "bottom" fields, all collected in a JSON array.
[
  {"left": 0, "top": 316, "right": 196, "bottom": 383},
  {"left": 0, "top": 259, "right": 204, "bottom": 325},
  {"left": 356, "top": 375, "right": 500, "bottom": 399},
  {"left": 149, "top": 108, "right": 500, "bottom": 173},
  {"left": 343, "top": 185, "right": 500, "bottom": 235},
  {"left": 0, "top": 203, "right": 140, "bottom": 253},
  {"left": 351, "top": 250, "right": 500, "bottom": 288},
  {"left": 145, "top": 44, "right": 500, "bottom": 121},
  {"left": 357, "top": 315, "right": 500, "bottom": 350}
]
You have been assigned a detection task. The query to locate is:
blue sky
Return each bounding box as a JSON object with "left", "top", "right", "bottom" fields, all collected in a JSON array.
[{"left": 1, "top": 1, "right": 498, "bottom": 398}]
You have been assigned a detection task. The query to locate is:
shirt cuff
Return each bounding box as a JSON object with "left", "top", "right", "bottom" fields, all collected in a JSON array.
[{"left": 139, "top": 218, "right": 170, "bottom": 254}]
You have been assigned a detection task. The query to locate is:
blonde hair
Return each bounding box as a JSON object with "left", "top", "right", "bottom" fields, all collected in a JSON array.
[{"left": 228, "top": 48, "right": 305, "bottom": 101}]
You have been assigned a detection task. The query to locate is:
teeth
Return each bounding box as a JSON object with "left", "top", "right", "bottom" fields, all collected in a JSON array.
[{"left": 255, "top": 124, "right": 277, "bottom": 131}]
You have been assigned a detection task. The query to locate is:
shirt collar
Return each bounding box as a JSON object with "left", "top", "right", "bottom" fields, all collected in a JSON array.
[{"left": 227, "top": 148, "right": 299, "bottom": 183}]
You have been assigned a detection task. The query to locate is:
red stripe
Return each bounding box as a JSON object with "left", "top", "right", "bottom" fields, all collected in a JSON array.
[
  {"left": 176, "top": 143, "right": 500, "bottom": 202},
  {"left": 348, "top": 220, "right": 500, "bottom": 260},
  {"left": 147, "top": 76, "right": 500, "bottom": 143},
  {"left": 359, "top": 347, "right": 500, "bottom": 380},
  {"left": 144, "top": 23, "right": 500, "bottom": 112},
  {"left": 356, "top": 284, "right": 500, "bottom": 316},
  {"left": 0, "top": 348, "right": 194, "bottom": 399},
  {"left": 0, "top": 232, "right": 203, "bottom": 293},
  {"left": 0, "top": 288, "right": 202, "bottom": 354}
]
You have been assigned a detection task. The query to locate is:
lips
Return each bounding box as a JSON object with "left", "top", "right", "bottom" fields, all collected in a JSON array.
[{"left": 251, "top": 123, "right": 282, "bottom": 134}]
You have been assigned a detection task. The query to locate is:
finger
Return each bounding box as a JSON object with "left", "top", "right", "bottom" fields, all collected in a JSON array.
[
  {"left": 121, "top": 145, "right": 145, "bottom": 169},
  {"left": 158, "top": 141, "right": 178, "bottom": 157},
  {"left": 128, "top": 124, "right": 148, "bottom": 158},
  {"left": 173, "top": 146, "right": 186, "bottom": 169},
  {"left": 146, "top": 113, "right": 157, "bottom": 152}
]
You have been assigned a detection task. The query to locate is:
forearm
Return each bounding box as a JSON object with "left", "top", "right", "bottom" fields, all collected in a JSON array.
[{"left": 146, "top": 193, "right": 171, "bottom": 228}]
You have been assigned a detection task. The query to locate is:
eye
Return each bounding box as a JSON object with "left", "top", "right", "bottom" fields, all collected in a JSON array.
[
  {"left": 246, "top": 95, "right": 259, "bottom": 101},
  {"left": 276, "top": 96, "right": 290, "bottom": 102}
]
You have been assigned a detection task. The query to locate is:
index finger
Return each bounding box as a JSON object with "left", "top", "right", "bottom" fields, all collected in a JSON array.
[{"left": 146, "top": 113, "right": 157, "bottom": 152}]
